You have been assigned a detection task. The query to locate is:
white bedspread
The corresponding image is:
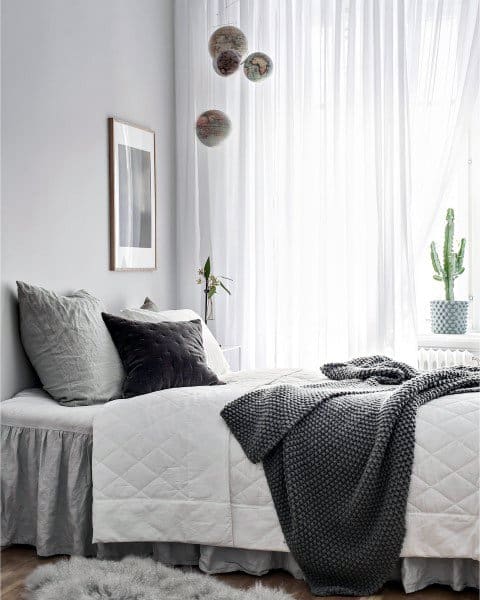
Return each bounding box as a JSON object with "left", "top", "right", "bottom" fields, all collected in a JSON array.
[{"left": 92, "top": 369, "right": 479, "bottom": 560}]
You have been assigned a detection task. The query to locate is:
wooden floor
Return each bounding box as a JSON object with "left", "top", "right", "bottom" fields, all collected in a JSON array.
[{"left": 1, "top": 546, "right": 478, "bottom": 600}]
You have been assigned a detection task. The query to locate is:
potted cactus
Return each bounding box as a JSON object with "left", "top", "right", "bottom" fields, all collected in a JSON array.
[{"left": 430, "top": 208, "right": 468, "bottom": 334}]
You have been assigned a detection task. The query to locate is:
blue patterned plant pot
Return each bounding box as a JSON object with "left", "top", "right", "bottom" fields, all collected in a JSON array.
[{"left": 430, "top": 300, "right": 469, "bottom": 334}]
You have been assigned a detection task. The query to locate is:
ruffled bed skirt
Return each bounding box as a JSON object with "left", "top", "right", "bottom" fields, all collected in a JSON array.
[
  {"left": 1, "top": 424, "right": 94, "bottom": 555},
  {"left": 97, "top": 543, "right": 479, "bottom": 594},
  {"left": 2, "top": 424, "right": 478, "bottom": 594}
]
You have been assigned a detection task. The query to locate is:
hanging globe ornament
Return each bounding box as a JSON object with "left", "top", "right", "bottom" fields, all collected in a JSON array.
[
  {"left": 243, "top": 52, "right": 273, "bottom": 82},
  {"left": 208, "top": 26, "right": 247, "bottom": 60},
  {"left": 214, "top": 49, "right": 241, "bottom": 76},
  {"left": 196, "top": 110, "right": 231, "bottom": 147}
]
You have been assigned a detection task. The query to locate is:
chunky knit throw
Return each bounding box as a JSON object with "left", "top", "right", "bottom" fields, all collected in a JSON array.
[{"left": 221, "top": 357, "right": 479, "bottom": 596}]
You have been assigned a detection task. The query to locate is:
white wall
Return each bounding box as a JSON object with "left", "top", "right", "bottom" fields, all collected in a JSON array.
[{"left": 1, "top": 0, "right": 176, "bottom": 399}]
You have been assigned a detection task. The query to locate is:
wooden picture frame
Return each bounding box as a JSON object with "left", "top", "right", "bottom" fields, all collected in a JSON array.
[{"left": 109, "top": 117, "right": 157, "bottom": 271}]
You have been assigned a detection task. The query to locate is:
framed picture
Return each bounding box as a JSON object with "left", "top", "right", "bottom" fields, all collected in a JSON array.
[{"left": 109, "top": 117, "right": 156, "bottom": 271}]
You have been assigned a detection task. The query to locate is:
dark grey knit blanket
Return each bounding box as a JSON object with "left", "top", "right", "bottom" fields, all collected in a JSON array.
[{"left": 221, "top": 356, "right": 479, "bottom": 596}]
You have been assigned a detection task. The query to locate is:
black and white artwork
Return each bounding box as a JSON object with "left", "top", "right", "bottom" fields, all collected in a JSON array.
[
  {"left": 109, "top": 118, "right": 156, "bottom": 271},
  {"left": 118, "top": 145, "right": 152, "bottom": 249}
]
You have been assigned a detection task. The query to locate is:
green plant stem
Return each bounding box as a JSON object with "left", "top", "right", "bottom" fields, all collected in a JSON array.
[
  {"left": 445, "top": 279, "right": 454, "bottom": 302},
  {"left": 204, "top": 285, "right": 209, "bottom": 322}
]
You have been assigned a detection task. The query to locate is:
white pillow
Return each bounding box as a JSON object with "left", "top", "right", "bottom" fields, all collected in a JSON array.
[{"left": 120, "top": 308, "right": 231, "bottom": 377}]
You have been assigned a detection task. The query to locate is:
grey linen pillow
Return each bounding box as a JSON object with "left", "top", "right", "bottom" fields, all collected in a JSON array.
[
  {"left": 140, "top": 296, "right": 160, "bottom": 311},
  {"left": 17, "top": 281, "right": 124, "bottom": 405}
]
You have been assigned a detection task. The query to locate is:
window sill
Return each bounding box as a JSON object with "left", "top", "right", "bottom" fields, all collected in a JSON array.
[{"left": 418, "top": 332, "right": 480, "bottom": 353}]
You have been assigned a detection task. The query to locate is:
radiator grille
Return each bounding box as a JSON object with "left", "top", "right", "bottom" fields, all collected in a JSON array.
[{"left": 417, "top": 347, "right": 477, "bottom": 370}]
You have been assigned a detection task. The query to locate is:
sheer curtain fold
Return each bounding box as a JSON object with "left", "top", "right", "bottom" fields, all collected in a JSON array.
[
  {"left": 407, "top": 0, "right": 480, "bottom": 254},
  {"left": 175, "top": 0, "right": 479, "bottom": 369},
  {"left": 405, "top": 0, "right": 480, "bottom": 323}
]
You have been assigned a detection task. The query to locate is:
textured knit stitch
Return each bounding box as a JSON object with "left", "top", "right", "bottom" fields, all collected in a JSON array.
[
  {"left": 221, "top": 357, "right": 479, "bottom": 596},
  {"left": 321, "top": 355, "right": 419, "bottom": 384}
]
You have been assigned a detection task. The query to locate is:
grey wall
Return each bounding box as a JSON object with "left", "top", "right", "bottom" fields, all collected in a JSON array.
[{"left": 1, "top": 0, "right": 176, "bottom": 399}]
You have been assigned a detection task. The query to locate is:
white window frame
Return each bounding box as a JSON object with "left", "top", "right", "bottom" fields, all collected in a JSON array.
[{"left": 468, "top": 115, "right": 480, "bottom": 332}]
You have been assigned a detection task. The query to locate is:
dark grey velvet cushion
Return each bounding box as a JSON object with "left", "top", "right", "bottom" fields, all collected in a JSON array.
[{"left": 102, "top": 314, "right": 223, "bottom": 398}]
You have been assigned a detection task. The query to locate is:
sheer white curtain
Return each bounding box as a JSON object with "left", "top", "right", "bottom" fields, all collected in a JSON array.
[
  {"left": 405, "top": 1, "right": 480, "bottom": 325},
  {"left": 407, "top": 0, "right": 479, "bottom": 255},
  {"left": 174, "top": 0, "right": 477, "bottom": 369}
]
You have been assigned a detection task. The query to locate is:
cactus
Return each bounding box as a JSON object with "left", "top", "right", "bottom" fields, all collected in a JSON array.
[{"left": 430, "top": 208, "right": 466, "bottom": 301}]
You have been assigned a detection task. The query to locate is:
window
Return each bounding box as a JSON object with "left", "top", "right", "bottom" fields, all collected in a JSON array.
[{"left": 415, "top": 101, "right": 480, "bottom": 333}]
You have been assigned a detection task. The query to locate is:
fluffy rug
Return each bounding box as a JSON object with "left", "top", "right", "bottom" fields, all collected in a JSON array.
[{"left": 24, "top": 556, "right": 293, "bottom": 600}]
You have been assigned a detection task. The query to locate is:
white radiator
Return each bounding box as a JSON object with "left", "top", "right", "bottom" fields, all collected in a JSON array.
[{"left": 417, "top": 347, "right": 477, "bottom": 370}]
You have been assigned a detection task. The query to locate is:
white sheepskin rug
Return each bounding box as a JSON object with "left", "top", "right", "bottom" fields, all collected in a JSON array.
[{"left": 24, "top": 556, "right": 294, "bottom": 600}]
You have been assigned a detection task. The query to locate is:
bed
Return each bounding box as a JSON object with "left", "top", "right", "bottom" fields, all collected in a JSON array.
[{"left": 1, "top": 369, "right": 479, "bottom": 593}]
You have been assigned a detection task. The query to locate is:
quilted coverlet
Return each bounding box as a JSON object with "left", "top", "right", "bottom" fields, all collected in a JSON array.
[
  {"left": 221, "top": 358, "right": 479, "bottom": 595},
  {"left": 92, "top": 367, "right": 479, "bottom": 583}
]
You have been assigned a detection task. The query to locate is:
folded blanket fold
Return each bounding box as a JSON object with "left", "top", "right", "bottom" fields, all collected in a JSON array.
[
  {"left": 321, "top": 355, "right": 419, "bottom": 384},
  {"left": 221, "top": 357, "right": 479, "bottom": 596}
]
